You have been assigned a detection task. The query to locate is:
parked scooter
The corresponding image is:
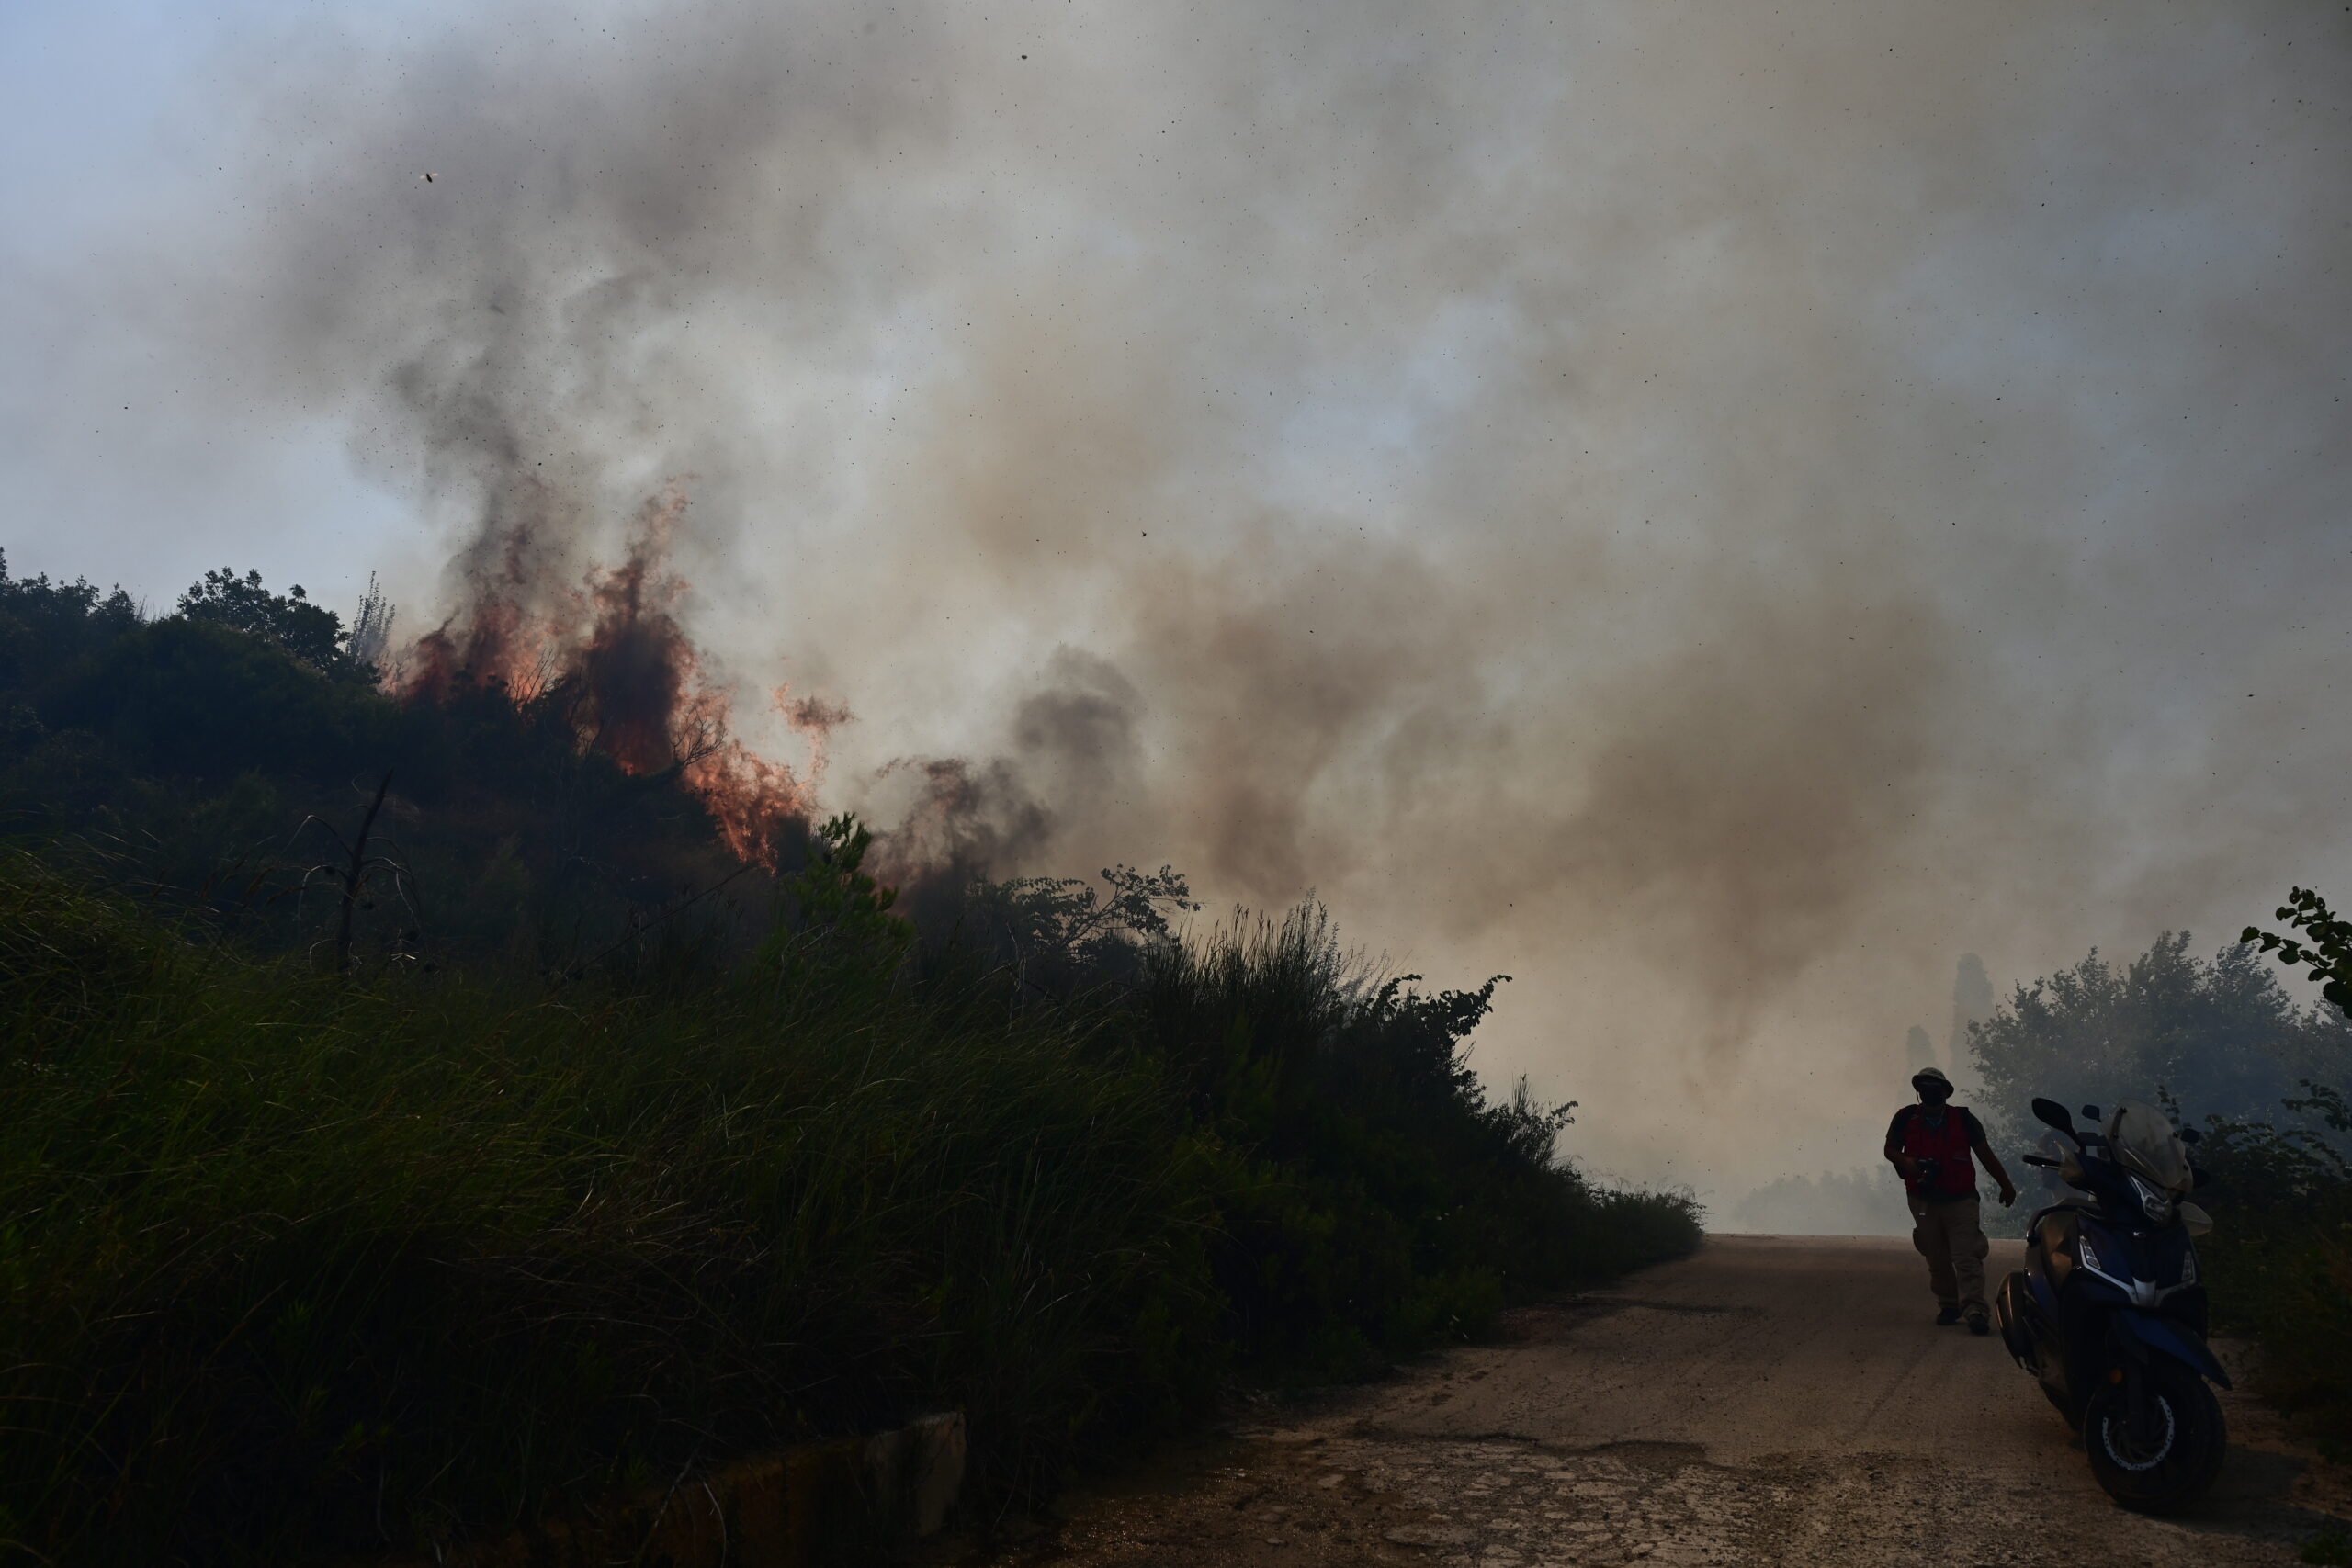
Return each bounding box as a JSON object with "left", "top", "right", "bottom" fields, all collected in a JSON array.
[{"left": 1991, "top": 1096, "right": 2226, "bottom": 1513}]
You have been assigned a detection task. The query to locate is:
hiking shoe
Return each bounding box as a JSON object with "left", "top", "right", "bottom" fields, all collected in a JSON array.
[
  {"left": 1935, "top": 1306, "right": 1963, "bottom": 1326},
  {"left": 1967, "top": 1313, "right": 1991, "bottom": 1337}
]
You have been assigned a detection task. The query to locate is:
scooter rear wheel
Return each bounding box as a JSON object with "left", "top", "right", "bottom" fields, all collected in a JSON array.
[{"left": 2083, "top": 1360, "right": 2224, "bottom": 1514}]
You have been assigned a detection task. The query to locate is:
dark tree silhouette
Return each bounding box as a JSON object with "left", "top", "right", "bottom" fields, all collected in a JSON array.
[{"left": 177, "top": 568, "right": 353, "bottom": 673}]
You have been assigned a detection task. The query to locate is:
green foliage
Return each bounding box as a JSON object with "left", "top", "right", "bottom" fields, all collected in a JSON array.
[
  {"left": 1136, "top": 906, "right": 1701, "bottom": 1379},
  {"left": 0, "top": 852, "right": 1699, "bottom": 1564},
  {"left": 175, "top": 568, "right": 358, "bottom": 675},
  {"left": 2245, "top": 886, "right": 2352, "bottom": 1016},
  {"left": 960, "top": 863, "right": 1199, "bottom": 1001},
  {"left": 0, "top": 853, "right": 1218, "bottom": 1563},
  {"left": 1967, "top": 931, "right": 2350, "bottom": 1161},
  {"left": 50, "top": 616, "right": 397, "bottom": 784},
  {"left": 2193, "top": 1092, "right": 2352, "bottom": 1459},
  {"left": 0, "top": 549, "right": 141, "bottom": 648},
  {"left": 761, "top": 813, "right": 915, "bottom": 998},
  {"left": 2199, "top": 885, "right": 2352, "bottom": 1461}
]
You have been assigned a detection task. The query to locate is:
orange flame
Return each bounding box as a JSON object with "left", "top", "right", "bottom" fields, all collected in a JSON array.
[{"left": 396, "top": 483, "right": 845, "bottom": 867}]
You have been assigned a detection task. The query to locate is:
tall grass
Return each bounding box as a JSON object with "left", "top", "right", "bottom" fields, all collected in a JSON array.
[
  {"left": 1136, "top": 906, "right": 1700, "bottom": 1374},
  {"left": 2208, "top": 1221, "right": 2352, "bottom": 1459},
  {"left": 2193, "top": 1093, "right": 2352, "bottom": 1459},
  {"left": 0, "top": 854, "right": 1696, "bottom": 1564}
]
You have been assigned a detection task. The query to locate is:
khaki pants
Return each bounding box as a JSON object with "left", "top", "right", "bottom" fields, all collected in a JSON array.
[{"left": 1908, "top": 1194, "right": 1988, "bottom": 1315}]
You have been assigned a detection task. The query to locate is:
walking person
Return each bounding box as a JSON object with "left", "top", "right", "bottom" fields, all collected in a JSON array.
[{"left": 1884, "top": 1066, "right": 2017, "bottom": 1335}]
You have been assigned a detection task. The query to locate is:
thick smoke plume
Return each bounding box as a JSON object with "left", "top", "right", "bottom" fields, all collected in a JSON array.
[{"left": 13, "top": 0, "right": 2351, "bottom": 1190}]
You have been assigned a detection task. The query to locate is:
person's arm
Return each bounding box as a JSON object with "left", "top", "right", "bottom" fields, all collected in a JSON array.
[
  {"left": 1970, "top": 1115, "right": 2018, "bottom": 1206},
  {"left": 1884, "top": 1111, "right": 1918, "bottom": 1180}
]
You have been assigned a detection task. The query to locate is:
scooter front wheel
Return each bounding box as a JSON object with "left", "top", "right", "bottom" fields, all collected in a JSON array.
[{"left": 2083, "top": 1359, "right": 2225, "bottom": 1514}]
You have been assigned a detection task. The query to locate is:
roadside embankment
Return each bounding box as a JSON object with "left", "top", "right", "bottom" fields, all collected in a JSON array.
[{"left": 0, "top": 852, "right": 1698, "bottom": 1565}]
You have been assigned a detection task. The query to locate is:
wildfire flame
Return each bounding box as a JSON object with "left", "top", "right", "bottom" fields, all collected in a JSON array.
[{"left": 397, "top": 483, "right": 843, "bottom": 866}]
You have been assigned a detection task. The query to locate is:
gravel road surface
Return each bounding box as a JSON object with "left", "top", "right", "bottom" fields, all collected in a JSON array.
[{"left": 988, "top": 1235, "right": 2350, "bottom": 1567}]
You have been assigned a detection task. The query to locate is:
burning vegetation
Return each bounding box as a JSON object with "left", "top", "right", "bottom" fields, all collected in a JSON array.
[{"left": 398, "top": 486, "right": 842, "bottom": 866}]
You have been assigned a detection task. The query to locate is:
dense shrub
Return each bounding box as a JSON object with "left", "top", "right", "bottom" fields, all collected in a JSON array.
[
  {"left": 0, "top": 854, "right": 1697, "bottom": 1565},
  {"left": 1138, "top": 907, "right": 1695, "bottom": 1375},
  {"left": 2201, "top": 890, "right": 2352, "bottom": 1458},
  {"left": 0, "top": 852, "right": 1217, "bottom": 1561},
  {"left": 2189, "top": 1087, "right": 2352, "bottom": 1458}
]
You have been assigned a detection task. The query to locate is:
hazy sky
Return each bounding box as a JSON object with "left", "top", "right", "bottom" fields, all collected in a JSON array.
[{"left": 6, "top": 0, "right": 2348, "bottom": 1203}]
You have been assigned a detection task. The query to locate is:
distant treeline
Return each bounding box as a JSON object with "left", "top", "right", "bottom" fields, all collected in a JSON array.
[
  {"left": 1970, "top": 931, "right": 2350, "bottom": 1168},
  {"left": 0, "top": 554, "right": 1700, "bottom": 1564},
  {"left": 1728, "top": 1167, "right": 1909, "bottom": 1236}
]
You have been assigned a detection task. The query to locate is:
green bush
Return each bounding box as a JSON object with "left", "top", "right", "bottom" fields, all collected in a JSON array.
[
  {"left": 0, "top": 853, "right": 1218, "bottom": 1562},
  {"left": 2210, "top": 889, "right": 2352, "bottom": 1459},
  {"left": 1138, "top": 906, "right": 1699, "bottom": 1378},
  {"left": 2193, "top": 1086, "right": 2352, "bottom": 1458},
  {"left": 0, "top": 854, "right": 1697, "bottom": 1565}
]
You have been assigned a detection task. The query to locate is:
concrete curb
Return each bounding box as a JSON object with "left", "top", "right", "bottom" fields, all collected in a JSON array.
[{"left": 387, "top": 1411, "right": 965, "bottom": 1567}]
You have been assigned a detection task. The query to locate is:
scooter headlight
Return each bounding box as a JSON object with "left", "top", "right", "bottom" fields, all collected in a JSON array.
[
  {"left": 2129, "top": 1172, "right": 2175, "bottom": 1224},
  {"left": 2077, "top": 1235, "right": 2102, "bottom": 1275}
]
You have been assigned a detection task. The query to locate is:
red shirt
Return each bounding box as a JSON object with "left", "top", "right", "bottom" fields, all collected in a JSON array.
[{"left": 1888, "top": 1104, "right": 1984, "bottom": 1200}]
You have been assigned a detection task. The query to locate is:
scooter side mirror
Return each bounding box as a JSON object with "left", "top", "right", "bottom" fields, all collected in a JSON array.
[
  {"left": 2080, "top": 1104, "right": 2102, "bottom": 1122},
  {"left": 2179, "top": 1127, "right": 2202, "bottom": 1145},
  {"left": 2031, "top": 1098, "right": 2079, "bottom": 1138}
]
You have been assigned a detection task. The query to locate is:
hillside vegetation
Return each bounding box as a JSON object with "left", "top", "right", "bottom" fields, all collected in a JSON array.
[{"left": 0, "top": 558, "right": 1699, "bottom": 1564}]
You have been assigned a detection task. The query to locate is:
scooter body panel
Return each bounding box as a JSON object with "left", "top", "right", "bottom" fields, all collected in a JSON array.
[
  {"left": 1994, "top": 1269, "right": 2035, "bottom": 1366},
  {"left": 2113, "top": 1306, "right": 2232, "bottom": 1389},
  {"left": 2016, "top": 1202, "right": 2088, "bottom": 1409}
]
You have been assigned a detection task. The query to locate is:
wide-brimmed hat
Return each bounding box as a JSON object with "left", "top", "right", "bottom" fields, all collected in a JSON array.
[{"left": 1911, "top": 1066, "right": 1952, "bottom": 1089}]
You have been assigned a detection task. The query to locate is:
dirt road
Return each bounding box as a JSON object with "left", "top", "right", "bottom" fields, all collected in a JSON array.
[{"left": 994, "top": 1236, "right": 2350, "bottom": 1567}]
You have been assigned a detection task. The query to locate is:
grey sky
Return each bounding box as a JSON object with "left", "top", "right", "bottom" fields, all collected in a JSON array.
[{"left": 5, "top": 0, "right": 2347, "bottom": 1200}]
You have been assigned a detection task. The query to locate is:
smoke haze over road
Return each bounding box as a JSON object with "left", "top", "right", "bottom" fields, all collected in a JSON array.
[{"left": 6, "top": 0, "right": 2348, "bottom": 1198}]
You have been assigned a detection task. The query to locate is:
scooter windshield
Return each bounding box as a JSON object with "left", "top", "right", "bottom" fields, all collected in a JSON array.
[
  {"left": 2036, "top": 1130, "right": 2093, "bottom": 1196},
  {"left": 2104, "top": 1100, "right": 2192, "bottom": 1194}
]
